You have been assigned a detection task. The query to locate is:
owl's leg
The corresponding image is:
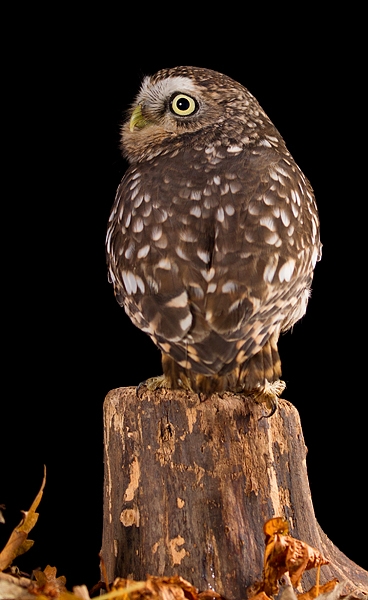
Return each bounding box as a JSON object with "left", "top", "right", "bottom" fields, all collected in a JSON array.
[
  {"left": 137, "top": 354, "right": 228, "bottom": 395},
  {"left": 239, "top": 332, "right": 285, "bottom": 413},
  {"left": 160, "top": 354, "right": 236, "bottom": 395},
  {"left": 136, "top": 353, "right": 194, "bottom": 394}
]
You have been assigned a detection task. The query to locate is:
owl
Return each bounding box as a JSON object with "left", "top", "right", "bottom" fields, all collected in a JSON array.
[{"left": 106, "top": 66, "right": 321, "bottom": 411}]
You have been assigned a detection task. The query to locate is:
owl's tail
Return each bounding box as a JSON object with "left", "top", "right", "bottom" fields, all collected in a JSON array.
[
  {"left": 160, "top": 331, "right": 283, "bottom": 402},
  {"left": 238, "top": 332, "right": 282, "bottom": 391}
]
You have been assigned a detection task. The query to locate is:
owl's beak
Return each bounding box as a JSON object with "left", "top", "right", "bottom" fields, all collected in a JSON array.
[{"left": 129, "top": 105, "right": 147, "bottom": 131}]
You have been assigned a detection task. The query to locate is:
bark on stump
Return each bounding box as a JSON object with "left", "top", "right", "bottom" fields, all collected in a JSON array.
[{"left": 101, "top": 387, "right": 368, "bottom": 599}]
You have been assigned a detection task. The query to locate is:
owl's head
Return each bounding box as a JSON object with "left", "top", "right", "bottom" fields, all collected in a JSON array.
[{"left": 121, "top": 66, "right": 269, "bottom": 162}]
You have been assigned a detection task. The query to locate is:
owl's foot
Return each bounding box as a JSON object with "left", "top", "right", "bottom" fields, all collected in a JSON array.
[
  {"left": 136, "top": 374, "right": 193, "bottom": 395},
  {"left": 136, "top": 375, "right": 167, "bottom": 395},
  {"left": 249, "top": 379, "right": 286, "bottom": 418}
]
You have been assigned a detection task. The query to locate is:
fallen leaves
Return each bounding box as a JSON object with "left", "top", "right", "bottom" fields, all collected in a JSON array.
[
  {"left": 297, "top": 578, "right": 340, "bottom": 600},
  {"left": 0, "top": 466, "right": 46, "bottom": 573},
  {"left": 109, "top": 575, "right": 201, "bottom": 600},
  {"left": 0, "top": 568, "right": 88, "bottom": 600},
  {"left": 0, "top": 487, "right": 356, "bottom": 600},
  {"left": 95, "top": 574, "right": 229, "bottom": 600},
  {"left": 0, "top": 572, "right": 221, "bottom": 600},
  {"left": 27, "top": 565, "right": 67, "bottom": 597},
  {"left": 248, "top": 517, "right": 336, "bottom": 600}
]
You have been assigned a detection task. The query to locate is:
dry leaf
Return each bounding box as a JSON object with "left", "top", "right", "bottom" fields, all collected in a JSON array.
[
  {"left": 0, "top": 467, "right": 46, "bottom": 572},
  {"left": 265, "top": 534, "right": 329, "bottom": 593},
  {"left": 56, "top": 592, "right": 89, "bottom": 600},
  {"left": 263, "top": 518, "right": 289, "bottom": 539},
  {"left": 290, "top": 544, "right": 329, "bottom": 588},
  {"left": 0, "top": 576, "right": 35, "bottom": 599},
  {"left": 27, "top": 565, "right": 67, "bottom": 597},
  {"left": 253, "top": 517, "right": 330, "bottom": 598},
  {"left": 57, "top": 594, "right": 88, "bottom": 600},
  {"left": 96, "top": 580, "right": 157, "bottom": 600},
  {"left": 110, "top": 575, "right": 199, "bottom": 600},
  {"left": 0, "top": 529, "right": 29, "bottom": 573},
  {"left": 71, "top": 584, "right": 91, "bottom": 600},
  {"left": 198, "top": 591, "right": 225, "bottom": 600},
  {"left": 297, "top": 578, "right": 339, "bottom": 600}
]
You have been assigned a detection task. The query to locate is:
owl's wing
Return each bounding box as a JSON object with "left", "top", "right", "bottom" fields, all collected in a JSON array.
[
  {"left": 106, "top": 160, "right": 199, "bottom": 345},
  {"left": 202, "top": 148, "right": 321, "bottom": 346}
]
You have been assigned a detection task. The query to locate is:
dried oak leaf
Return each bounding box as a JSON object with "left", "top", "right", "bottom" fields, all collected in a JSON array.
[
  {"left": 0, "top": 466, "right": 46, "bottom": 572},
  {"left": 276, "top": 535, "right": 329, "bottom": 588},
  {"left": 27, "top": 565, "right": 67, "bottom": 597},
  {"left": 264, "top": 518, "right": 290, "bottom": 539},
  {"left": 262, "top": 518, "right": 329, "bottom": 596},
  {"left": 111, "top": 575, "right": 199, "bottom": 600},
  {"left": 198, "top": 591, "right": 226, "bottom": 600}
]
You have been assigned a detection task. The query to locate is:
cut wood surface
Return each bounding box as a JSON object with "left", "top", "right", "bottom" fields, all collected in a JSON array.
[{"left": 101, "top": 387, "right": 368, "bottom": 599}]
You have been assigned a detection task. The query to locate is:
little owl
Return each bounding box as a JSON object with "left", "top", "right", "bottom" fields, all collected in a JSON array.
[{"left": 106, "top": 66, "right": 321, "bottom": 411}]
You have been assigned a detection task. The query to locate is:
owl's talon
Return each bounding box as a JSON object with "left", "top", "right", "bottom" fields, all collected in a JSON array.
[
  {"left": 250, "top": 379, "right": 286, "bottom": 418},
  {"left": 259, "top": 396, "right": 278, "bottom": 420},
  {"left": 136, "top": 380, "right": 148, "bottom": 397},
  {"left": 136, "top": 375, "right": 170, "bottom": 393}
]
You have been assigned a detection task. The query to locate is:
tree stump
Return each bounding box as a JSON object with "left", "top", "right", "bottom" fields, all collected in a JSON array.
[{"left": 101, "top": 387, "right": 368, "bottom": 599}]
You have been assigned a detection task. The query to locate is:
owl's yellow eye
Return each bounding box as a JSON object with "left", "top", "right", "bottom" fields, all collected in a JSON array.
[{"left": 170, "top": 93, "right": 198, "bottom": 116}]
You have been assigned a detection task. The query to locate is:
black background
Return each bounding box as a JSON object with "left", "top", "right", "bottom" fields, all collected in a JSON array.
[{"left": 2, "top": 8, "right": 366, "bottom": 592}]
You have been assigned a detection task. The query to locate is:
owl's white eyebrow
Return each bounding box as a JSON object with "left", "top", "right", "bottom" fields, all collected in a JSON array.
[{"left": 136, "top": 76, "right": 198, "bottom": 104}]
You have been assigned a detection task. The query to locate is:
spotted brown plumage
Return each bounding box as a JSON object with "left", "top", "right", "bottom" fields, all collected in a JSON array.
[{"left": 106, "top": 66, "right": 321, "bottom": 407}]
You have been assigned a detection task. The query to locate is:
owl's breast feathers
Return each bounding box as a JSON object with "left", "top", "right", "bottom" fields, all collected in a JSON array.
[{"left": 106, "top": 135, "right": 321, "bottom": 383}]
